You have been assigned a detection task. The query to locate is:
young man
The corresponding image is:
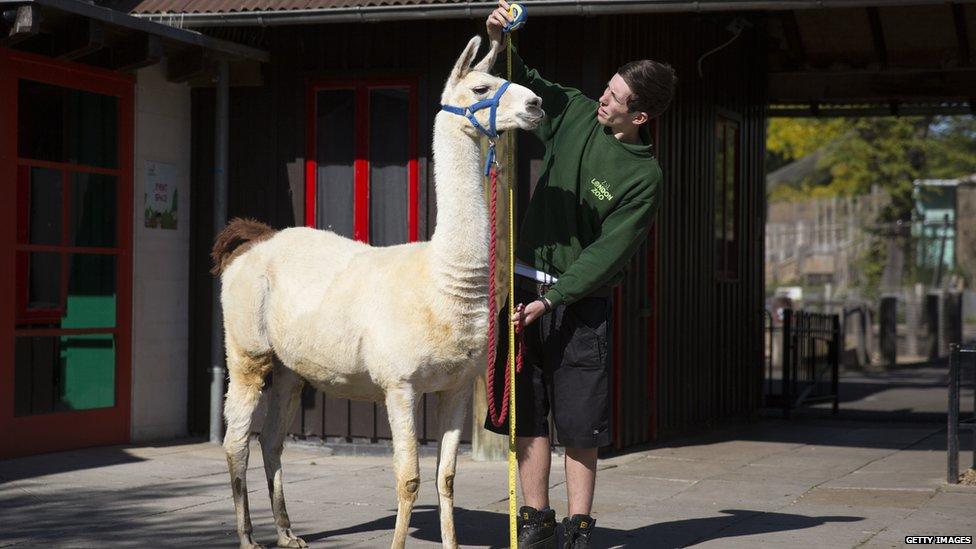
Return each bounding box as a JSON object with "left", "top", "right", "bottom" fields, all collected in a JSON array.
[{"left": 483, "top": 2, "right": 676, "bottom": 548}]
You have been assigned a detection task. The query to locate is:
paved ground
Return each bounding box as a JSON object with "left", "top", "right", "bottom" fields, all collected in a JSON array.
[
  {"left": 1, "top": 417, "right": 973, "bottom": 548},
  {"left": 2, "top": 362, "right": 975, "bottom": 548}
]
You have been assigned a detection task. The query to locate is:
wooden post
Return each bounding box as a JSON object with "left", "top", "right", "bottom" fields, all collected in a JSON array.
[{"left": 471, "top": 133, "right": 516, "bottom": 461}]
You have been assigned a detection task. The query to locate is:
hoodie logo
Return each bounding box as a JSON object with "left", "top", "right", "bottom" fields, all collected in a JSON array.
[{"left": 590, "top": 178, "right": 613, "bottom": 201}]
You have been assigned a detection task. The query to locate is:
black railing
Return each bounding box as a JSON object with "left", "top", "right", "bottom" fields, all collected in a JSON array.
[
  {"left": 766, "top": 309, "right": 841, "bottom": 417},
  {"left": 947, "top": 343, "right": 976, "bottom": 484}
]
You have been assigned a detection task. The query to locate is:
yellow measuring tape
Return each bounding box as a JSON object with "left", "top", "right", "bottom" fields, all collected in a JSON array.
[{"left": 505, "top": 28, "right": 518, "bottom": 549}]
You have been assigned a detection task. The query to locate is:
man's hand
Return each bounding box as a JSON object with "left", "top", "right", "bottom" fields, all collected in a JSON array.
[
  {"left": 512, "top": 300, "right": 546, "bottom": 330},
  {"left": 486, "top": 0, "right": 513, "bottom": 46}
]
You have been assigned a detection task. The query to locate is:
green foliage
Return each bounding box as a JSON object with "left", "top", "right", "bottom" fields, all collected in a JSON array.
[
  {"left": 767, "top": 115, "right": 976, "bottom": 221},
  {"left": 767, "top": 115, "right": 976, "bottom": 292},
  {"left": 766, "top": 118, "right": 845, "bottom": 173}
]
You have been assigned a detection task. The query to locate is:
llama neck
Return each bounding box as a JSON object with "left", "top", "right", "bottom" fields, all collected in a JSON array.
[{"left": 430, "top": 112, "right": 490, "bottom": 303}]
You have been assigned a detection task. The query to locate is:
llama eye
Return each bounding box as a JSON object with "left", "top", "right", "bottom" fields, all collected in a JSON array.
[{"left": 472, "top": 86, "right": 490, "bottom": 95}]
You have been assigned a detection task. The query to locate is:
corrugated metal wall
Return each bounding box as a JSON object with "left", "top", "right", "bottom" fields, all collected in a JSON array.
[
  {"left": 188, "top": 13, "right": 767, "bottom": 446},
  {"left": 604, "top": 15, "right": 767, "bottom": 437}
]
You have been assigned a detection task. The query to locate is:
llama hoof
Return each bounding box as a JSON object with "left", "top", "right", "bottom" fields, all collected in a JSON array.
[{"left": 277, "top": 532, "right": 308, "bottom": 548}]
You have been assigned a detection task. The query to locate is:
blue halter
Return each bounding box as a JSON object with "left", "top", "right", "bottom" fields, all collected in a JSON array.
[{"left": 441, "top": 80, "right": 512, "bottom": 176}]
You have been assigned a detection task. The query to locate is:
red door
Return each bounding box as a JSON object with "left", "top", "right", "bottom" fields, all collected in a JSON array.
[{"left": 0, "top": 48, "right": 133, "bottom": 459}]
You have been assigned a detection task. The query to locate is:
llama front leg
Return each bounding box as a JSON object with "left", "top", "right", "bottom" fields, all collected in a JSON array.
[
  {"left": 386, "top": 386, "right": 421, "bottom": 549},
  {"left": 224, "top": 346, "right": 272, "bottom": 549},
  {"left": 434, "top": 385, "right": 471, "bottom": 549},
  {"left": 259, "top": 365, "right": 308, "bottom": 548}
]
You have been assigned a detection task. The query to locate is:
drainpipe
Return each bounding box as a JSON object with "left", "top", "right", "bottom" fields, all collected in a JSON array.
[{"left": 210, "top": 59, "right": 229, "bottom": 444}]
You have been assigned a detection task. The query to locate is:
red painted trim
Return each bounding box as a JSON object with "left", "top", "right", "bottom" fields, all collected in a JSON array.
[
  {"left": 408, "top": 81, "right": 419, "bottom": 242},
  {"left": 1, "top": 52, "right": 16, "bottom": 444},
  {"left": 612, "top": 285, "right": 623, "bottom": 449},
  {"left": 15, "top": 327, "right": 117, "bottom": 337},
  {"left": 16, "top": 245, "right": 123, "bottom": 254},
  {"left": 648, "top": 118, "right": 660, "bottom": 440},
  {"left": 0, "top": 46, "right": 133, "bottom": 459},
  {"left": 116, "top": 84, "right": 135, "bottom": 446},
  {"left": 354, "top": 86, "right": 369, "bottom": 242},
  {"left": 17, "top": 157, "right": 122, "bottom": 176},
  {"left": 647, "top": 225, "right": 658, "bottom": 440},
  {"left": 304, "top": 78, "right": 316, "bottom": 228},
  {"left": 305, "top": 77, "right": 421, "bottom": 243}
]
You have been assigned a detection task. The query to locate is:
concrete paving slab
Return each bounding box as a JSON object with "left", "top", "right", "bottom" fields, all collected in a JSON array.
[{"left": 3, "top": 415, "right": 976, "bottom": 548}]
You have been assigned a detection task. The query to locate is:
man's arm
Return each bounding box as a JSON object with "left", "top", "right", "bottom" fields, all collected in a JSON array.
[
  {"left": 486, "top": 0, "right": 583, "bottom": 142},
  {"left": 544, "top": 176, "right": 662, "bottom": 308}
]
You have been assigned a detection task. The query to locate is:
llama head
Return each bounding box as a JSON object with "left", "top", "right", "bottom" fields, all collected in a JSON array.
[{"left": 441, "top": 35, "right": 544, "bottom": 138}]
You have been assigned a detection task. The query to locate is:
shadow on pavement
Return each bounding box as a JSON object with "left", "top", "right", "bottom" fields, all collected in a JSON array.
[{"left": 304, "top": 506, "right": 863, "bottom": 548}]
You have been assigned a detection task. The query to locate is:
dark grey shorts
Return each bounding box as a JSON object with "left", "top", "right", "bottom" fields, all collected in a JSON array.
[{"left": 484, "top": 287, "right": 612, "bottom": 448}]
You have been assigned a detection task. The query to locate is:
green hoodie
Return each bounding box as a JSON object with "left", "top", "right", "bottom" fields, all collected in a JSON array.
[{"left": 496, "top": 47, "right": 663, "bottom": 308}]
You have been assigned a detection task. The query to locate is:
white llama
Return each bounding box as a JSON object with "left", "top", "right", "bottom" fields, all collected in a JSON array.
[{"left": 212, "top": 35, "right": 543, "bottom": 549}]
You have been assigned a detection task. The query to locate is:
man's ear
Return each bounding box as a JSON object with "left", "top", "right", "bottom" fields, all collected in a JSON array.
[{"left": 632, "top": 111, "right": 649, "bottom": 126}]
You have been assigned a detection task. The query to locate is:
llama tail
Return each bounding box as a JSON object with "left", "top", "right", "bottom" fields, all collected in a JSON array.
[{"left": 210, "top": 218, "right": 276, "bottom": 276}]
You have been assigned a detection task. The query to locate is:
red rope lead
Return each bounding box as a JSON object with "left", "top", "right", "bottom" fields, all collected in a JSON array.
[{"left": 486, "top": 166, "right": 525, "bottom": 428}]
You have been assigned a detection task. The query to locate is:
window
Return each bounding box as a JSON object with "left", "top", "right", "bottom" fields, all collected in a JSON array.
[
  {"left": 715, "top": 113, "right": 740, "bottom": 281},
  {"left": 305, "top": 79, "right": 419, "bottom": 244},
  {"left": 13, "top": 79, "right": 124, "bottom": 415}
]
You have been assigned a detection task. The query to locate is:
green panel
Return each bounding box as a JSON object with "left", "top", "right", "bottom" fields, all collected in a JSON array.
[
  {"left": 61, "top": 254, "right": 116, "bottom": 329},
  {"left": 60, "top": 296, "right": 116, "bottom": 329},
  {"left": 60, "top": 334, "right": 115, "bottom": 410}
]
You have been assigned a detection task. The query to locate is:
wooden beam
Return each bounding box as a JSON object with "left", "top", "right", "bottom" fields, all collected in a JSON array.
[
  {"left": 111, "top": 34, "right": 163, "bottom": 72},
  {"left": 1, "top": 5, "right": 41, "bottom": 47},
  {"left": 167, "top": 48, "right": 211, "bottom": 83},
  {"left": 782, "top": 11, "right": 807, "bottom": 69},
  {"left": 769, "top": 68, "right": 976, "bottom": 103},
  {"left": 866, "top": 7, "right": 888, "bottom": 70},
  {"left": 953, "top": 3, "right": 971, "bottom": 67},
  {"left": 56, "top": 19, "right": 105, "bottom": 61},
  {"left": 771, "top": 103, "right": 974, "bottom": 118}
]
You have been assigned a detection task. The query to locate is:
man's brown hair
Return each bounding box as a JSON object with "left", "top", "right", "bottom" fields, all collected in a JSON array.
[{"left": 617, "top": 59, "right": 677, "bottom": 121}]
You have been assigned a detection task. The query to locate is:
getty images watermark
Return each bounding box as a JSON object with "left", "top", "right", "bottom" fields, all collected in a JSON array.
[{"left": 905, "top": 536, "right": 973, "bottom": 544}]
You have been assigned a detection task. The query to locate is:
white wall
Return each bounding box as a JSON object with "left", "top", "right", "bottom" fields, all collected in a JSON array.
[{"left": 130, "top": 61, "right": 192, "bottom": 442}]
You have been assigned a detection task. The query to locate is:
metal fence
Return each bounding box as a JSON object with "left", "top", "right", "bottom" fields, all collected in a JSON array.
[
  {"left": 766, "top": 309, "right": 841, "bottom": 417},
  {"left": 947, "top": 343, "right": 976, "bottom": 484}
]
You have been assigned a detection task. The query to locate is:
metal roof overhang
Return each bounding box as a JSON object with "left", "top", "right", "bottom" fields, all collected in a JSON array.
[
  {"left": 124, "top": 0, "right": 976, "bottom": 114},
  {"left": 1, "top": 0, "right": 267, "bottom": 84},
  {"left": 130, "top": 0, "right": 974, "bottom": 27}
]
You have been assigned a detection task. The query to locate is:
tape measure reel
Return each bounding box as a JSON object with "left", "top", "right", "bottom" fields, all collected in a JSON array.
[{"left": 503, "top": 3, "right": 527, "bottom": 33}]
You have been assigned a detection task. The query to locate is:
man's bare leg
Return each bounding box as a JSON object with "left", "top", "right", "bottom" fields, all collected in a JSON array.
[
  {"left": 517, "top": 436, "right": 552, "bottom": 510},
  {"left": 565, "top": 447, "right": 597, "bottom": 516}
]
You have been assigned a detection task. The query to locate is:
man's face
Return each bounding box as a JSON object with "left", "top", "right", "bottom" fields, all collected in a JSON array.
[{"left": 597, "top": 73, "right": 640, "bottom": 128}]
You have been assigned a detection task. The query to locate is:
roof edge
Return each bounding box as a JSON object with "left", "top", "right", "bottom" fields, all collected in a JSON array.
[
  {"left": 5, "top": 0, "right": 269, "bottom": 60},
  {"left": 133, "top": 0, "right": 976, "bottom": 28}
]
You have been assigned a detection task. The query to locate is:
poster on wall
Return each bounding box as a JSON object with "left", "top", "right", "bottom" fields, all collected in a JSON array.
[{"left": 145, "top": 160, "right": 178, "bottom": 230}]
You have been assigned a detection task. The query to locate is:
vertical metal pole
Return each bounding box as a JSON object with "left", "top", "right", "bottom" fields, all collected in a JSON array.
[
  {"left": 970, "top": 349, "right": 976, "bottom": 470},
  {"left": 947, "top": 343, "right": 959, "bottom": 484},
  {"left": 782, "top": 309, "right": 792, "bottom": 418},
  {"left": 210, "top": 59, "right": 230, "bottom": 444},
  {"left": 832, "top": 315, "right": 840, "bottom": 414}
]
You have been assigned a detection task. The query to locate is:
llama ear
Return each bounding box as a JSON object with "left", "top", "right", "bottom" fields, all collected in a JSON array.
[
  {"left": 472, "top": 36, "right": 501, "bottom": 73},
  {"left": 449, "top": 35, "right": 482, "bottom": 85}
]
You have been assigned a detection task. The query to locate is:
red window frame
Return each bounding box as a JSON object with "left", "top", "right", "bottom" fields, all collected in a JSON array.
[
  {"left": 715, "top": 112, "right": 741, "bottom": 282},
  {"left": 0, "top": 47, "right": 134, "bottom": 459},
  {"left": 304, "top": 77, "right": 420, "bottom": 243}
]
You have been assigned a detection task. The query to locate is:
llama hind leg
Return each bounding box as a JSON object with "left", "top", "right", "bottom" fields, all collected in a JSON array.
[
  {"left": 259, "top": 364, "right": 308, "bottom": 548},
  {"left": 434, "top": 386, "right": 471, "bottom": 549},
  {"left": 386, "top": 386, "right": 421, "bottom": 549},
  {"left": 224, "top": 344, "right": 272, "bottom": 549}
]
